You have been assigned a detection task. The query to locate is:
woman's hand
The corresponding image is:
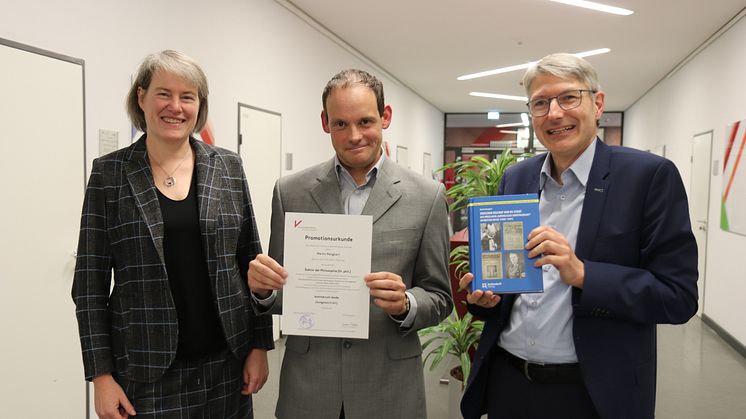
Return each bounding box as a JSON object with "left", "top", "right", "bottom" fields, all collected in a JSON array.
[
  {"left": 241, "top": 349, "right": 269, "bottom": 395},
  {"left": 92, "top": 374, "right": 136, "bottom": 419}
]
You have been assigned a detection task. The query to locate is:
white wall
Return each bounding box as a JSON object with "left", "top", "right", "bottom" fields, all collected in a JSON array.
[
  {"left": 624, "top": 14, "right": 746, "bottom": 347},
  {"left": 0, "top": 0, "right": 443, "bottom": 177}
]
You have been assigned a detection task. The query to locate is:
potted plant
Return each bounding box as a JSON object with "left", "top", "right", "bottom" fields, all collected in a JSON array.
[
  {"left": 419, "top": 309, "right": 483, "bottom": 419},
  {"left": 436, "top": 149, "right": 522, "bottom": 315},
  {"left": 420, "top": 149, "right": 526, "bottom": 418},
  {"left": 420, "top": 309, "right": 484, "bottom": 384}
]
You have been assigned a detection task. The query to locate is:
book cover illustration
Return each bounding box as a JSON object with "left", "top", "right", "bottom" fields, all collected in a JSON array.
[{"left": 468, "top": 193, "right": 543, "bottom": 294}]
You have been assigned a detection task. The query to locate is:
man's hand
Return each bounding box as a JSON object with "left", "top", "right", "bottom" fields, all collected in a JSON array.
[
  {"left": 459, "top": 273, "right": 501, "bottom": 308},
  {"left": 92, "top": 374, "right": 136, "bottom": 419},
  {"left": 241, "top": 349, "right": 269, "bottom": 395},
  {"left": 365, "top": 272, "right": 408, "bottom": 316},
  {"left": 248, "top": 254, "right": 288, "bottom": 298},
  {"left": 526, "top": 225, "right": 585, "bottom": 288}
]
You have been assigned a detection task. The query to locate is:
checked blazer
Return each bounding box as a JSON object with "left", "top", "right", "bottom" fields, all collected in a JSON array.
[{"left": 72, "top": 135, "right": 273, "bottom": 383}]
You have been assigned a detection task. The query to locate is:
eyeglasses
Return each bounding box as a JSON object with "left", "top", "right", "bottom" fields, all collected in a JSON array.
[{"left": 526, "top": 89, "right": 596, "bottom": 117}]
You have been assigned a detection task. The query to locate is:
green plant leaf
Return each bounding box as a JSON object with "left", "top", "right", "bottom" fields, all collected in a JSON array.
[
  {"left": 460, "top": 351, "right": 472, "bottom": 384},
  {"left": 418, "top": 309, "right": 484, "bottom": 374},
  {"left": 440, "top": 151, "right": 522, "bottom": 213}
]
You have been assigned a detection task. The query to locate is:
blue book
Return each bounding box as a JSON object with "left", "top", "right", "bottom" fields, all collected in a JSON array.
[{"left": 467, "top": 193, "right": 543, "bottom": 294}]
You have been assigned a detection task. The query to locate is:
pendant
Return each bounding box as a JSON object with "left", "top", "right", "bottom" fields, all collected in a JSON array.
[{"left": 164, "top": 177, "right": 176, "bottom": 187}]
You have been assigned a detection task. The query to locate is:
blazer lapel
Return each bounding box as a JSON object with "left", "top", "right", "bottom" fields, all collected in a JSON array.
[
  {"left": 125, "top": 136, "right": 166, "bottom": 265},
  {"left": 527, "top": 157, "right": 543, "bottom": 195},
  {"left": 310, "top": 160, "right": 344, "bottom": 214},
  {"left": 575, "top": 139, "right": 611, "bottom": 260},
  {"left": 362, "top": 159, "right": 402, "bottom": 223},
  {"left": 192, "top": 139, "right": 219, "bottom": 265}
]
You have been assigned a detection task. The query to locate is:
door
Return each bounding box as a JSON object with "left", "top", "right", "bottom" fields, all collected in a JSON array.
[
  {"left": 690, "top": 131, "right": 713, "bottom": 317},
  {"left": 0, "top": 40, "right": 86, "bottom": 417},
  {"left": 238, "top": 103, "right": 282, "bottom": 340}
]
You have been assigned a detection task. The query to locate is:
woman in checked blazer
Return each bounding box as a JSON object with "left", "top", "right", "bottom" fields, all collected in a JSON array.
[{"left": 72, "top": 50, "right": 273, "bottom": 419}]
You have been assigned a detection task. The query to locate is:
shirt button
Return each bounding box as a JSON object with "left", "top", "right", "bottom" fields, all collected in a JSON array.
[
  {"left": 529, "top": 340, "right": 535, "bottom": 346},
  {"left": 560, "top": 195, "right": 566, "bottom": 200},
  {"left": 542, "top": 265, "right": 551, "bottom": 272},
  {"left": 343, "top": 340, "right": 352, "bottom": 349},
  {"left": 530, "top": 300, "right": 538, "bottom": 307}
]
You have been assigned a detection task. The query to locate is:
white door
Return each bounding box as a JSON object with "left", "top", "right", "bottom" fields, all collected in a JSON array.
[
  {"left": 690, "top": 131, "right": 713, "bottom": 317},
  {"left": 238, "top": 104, "right": 282, "bottom": 340},
  {"left": 0, "top": 41, "right": 86, "bottom": 417}
]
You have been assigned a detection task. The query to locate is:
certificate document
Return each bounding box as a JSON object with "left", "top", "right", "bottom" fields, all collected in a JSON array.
[{"left": 281, "top": 212, "right": 372, "bottom": 339}]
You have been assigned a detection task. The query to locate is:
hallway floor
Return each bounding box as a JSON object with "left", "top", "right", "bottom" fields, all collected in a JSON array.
[{"left": 252, "top": 316, "right": 746, "bottom": 418}]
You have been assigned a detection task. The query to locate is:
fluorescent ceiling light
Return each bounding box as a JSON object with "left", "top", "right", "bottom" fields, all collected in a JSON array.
[
  {"left": 550, "top": 0, "right": 634, "bottom": 16},
  {"left": 487, "top": 111, "right": 501, "bottom": 120},
  {"left": 500, "top": 130, "right": 520, "bottom": 135},
  {"left": 458, "top": 48, "right": 610, "bottom": 81},
  {"left": 458, "top": 63, "right": 533, "bottom": 81},
  {"left": 470, "top": 92, "right": 528, "bottom": 101},
  {"left": 520, "top": 113, "right": 529, "bottom": 126},
  {"left": 496, "top": 122, "right": 526, "bottom": 128},
  {"left": 574, "top": 48, "right": 611, "bottom": 58}
]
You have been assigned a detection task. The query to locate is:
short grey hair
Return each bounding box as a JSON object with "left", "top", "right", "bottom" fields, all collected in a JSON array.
[
  {"left": 523, "top": 53, "right": 601, "bottom": 96},
  {"left": 322, "top": 69, "right": 385, "bottom": 116},
  {"left": 126, "top": 50, "right": 209, "bottom": 132}
]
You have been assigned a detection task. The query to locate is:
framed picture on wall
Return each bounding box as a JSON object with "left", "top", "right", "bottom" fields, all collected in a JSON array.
[
  {"left": 721, "top": 120, "right": 746, "bottom": 236},
  {"left": 422, "top": 152, "right": 432, "bottom": 177},
  {"left": 396, "top": 145, "right": 409, "bottom": 169}
]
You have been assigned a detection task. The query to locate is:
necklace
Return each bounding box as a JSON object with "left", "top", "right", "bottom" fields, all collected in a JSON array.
[{"left": 149, "top": 147, "right": 191, "bottom": 188}]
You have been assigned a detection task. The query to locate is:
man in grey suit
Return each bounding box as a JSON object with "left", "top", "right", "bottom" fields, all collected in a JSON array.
[{"left": 248, "top": 69, "right": 453, "bottom": 419}]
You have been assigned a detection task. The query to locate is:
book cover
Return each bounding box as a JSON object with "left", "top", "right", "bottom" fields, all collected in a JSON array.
[{"left": 467, "top": 193, "right": 543, "bottom": 294}]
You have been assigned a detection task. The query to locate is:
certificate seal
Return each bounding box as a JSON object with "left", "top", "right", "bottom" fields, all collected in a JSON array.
[{"left": 298, "top": 314, "right": 314, "bottom": 329}]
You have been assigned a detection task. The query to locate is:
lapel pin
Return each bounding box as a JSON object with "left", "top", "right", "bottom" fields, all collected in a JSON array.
[{"left": 593, "top": 187, "right": 604, "bottom": 193}]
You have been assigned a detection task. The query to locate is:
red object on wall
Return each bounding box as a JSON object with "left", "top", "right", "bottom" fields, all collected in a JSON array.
[
  {"left": 200, "top": 121, "right": 214, "bottom": 145},
  {"left": 473, "top": 127, "right": 508, "bottom": 146}
]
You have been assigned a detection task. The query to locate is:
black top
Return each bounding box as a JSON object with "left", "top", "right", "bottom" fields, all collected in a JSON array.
[{"left": 157, "top": 171, "right": 227, "bottom": 359}]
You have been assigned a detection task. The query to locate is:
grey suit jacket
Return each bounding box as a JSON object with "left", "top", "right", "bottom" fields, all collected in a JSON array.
[
  {"left": 72, "top": 136, "right": 273, "bottom": 383},
  {"left": 263, "top": 157, "right": 453, "bottom": 419}
]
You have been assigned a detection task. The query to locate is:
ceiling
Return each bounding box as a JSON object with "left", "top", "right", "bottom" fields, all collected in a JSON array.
[{"left": 282, "top": 0, "right": 745, "bottom": 114}]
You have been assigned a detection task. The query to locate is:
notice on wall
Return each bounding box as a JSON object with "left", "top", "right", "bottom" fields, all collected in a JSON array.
[{"left": 98, "top": 129, "right": 119, "bottom": 156}]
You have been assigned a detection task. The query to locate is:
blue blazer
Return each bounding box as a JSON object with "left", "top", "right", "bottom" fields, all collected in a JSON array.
[{"left": 461, "top": 140, "right": 698, "bottom": 419}]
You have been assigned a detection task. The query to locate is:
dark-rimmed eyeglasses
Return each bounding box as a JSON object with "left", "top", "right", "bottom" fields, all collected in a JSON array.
[{"left": 526, "top": 89, "right": 596, "bottom": 117}]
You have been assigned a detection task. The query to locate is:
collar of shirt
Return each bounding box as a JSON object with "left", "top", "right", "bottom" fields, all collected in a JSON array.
[
  {"left": 334, "top": 152, "right": 385, "bottom": 188},
  {"left": 539, "top": 138, "right": 597, "bottom": 191},
  {"left": 334, "top": 152, "right": 385, "bottom": 215}
]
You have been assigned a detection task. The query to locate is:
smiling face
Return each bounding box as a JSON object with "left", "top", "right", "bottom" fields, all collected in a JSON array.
[
  {"left": 321, "top": 84, "right": 392, "bottom": 183},
  {"left": 137, "top": 70, "right": 199, "bottom": 144},
  {"left": 529, "top": 73, "right": 604, "bottom": 172}
]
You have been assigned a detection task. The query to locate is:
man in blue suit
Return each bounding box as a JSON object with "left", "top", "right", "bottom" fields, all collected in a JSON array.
[{"left": 459, "top": 53, "right": 698, "bottom": 419}]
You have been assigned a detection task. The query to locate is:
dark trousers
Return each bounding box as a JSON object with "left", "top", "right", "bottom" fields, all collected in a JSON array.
[{"left": 486, "top": 348, "right": 600, "bottom": 419}]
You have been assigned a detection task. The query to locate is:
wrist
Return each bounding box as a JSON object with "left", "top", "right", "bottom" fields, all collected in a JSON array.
[
  {"left": 92, "top": 373, "right": 114, "bottom": 385},
  {"left": 395, "top": 294, "right": 410, "bottom": 317},
  {"left": 252, "top": 289, "right": 271, "bottom": 299}
]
